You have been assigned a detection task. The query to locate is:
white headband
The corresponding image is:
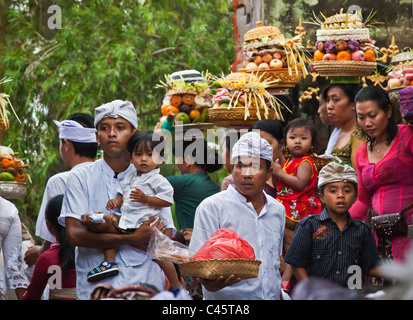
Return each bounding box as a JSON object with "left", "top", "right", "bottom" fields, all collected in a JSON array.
[
  {"left": 94, "top": 100, "right": 138, "bottom": 129},
  {"left": 231, "top": 131, "right": 273, "bottom": 162},
  {"left": 53, "top": 120, "right": 97, "bottom": 143}
]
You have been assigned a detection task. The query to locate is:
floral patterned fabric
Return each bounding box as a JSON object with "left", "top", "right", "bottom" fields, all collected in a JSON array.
[
  {"left": 0, "top": 197, "right": 29, "bottom": 299},
  {"left": 276, "top": 156, "right": 322, "bottom": 222}
]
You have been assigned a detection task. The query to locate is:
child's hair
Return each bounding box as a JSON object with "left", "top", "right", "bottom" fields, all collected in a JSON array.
[
  {"left": 284, "top": 117, "right": 318, "bottom": 152},
  {"left": 45, "top": 194, "right": 75, "bottom": 270},
  {"left": 127, "top": 130, "right": 165, "bottom": 158}
]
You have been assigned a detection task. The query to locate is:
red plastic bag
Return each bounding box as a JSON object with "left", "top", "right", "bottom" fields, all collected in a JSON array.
[{"left": 193, "top": 228, "right": 255, "bottom": 260}]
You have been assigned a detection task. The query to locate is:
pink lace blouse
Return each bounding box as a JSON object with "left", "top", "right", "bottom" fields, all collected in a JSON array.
[{"left": 349, "top": 125, "right": 413, "bottom": 261}]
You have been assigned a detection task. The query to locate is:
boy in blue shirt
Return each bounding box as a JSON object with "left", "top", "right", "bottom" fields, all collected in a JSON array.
[{"left": 285, "top": 162, "right": 381, "bottom": 288}]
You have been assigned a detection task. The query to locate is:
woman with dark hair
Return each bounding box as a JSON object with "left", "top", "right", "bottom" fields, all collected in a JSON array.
[
  {"left": 323, "top": 83, "right": 364, "bottom": 169},
  {"left": 21, "top": 195, "right": 76, "bottom": 300},
  {"left": 167, "top": 137, "right": 222, "bottom": 232},
  {"left": 350, "top": 85, "right": 413, "bottom": 262}
]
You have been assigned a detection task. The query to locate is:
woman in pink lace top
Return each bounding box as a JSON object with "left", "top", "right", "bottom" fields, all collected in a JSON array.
[{"left": 350, "top": 86, "right": 413, "bottom": 261}]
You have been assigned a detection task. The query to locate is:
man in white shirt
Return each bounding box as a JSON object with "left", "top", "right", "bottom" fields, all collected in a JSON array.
[
  {"left": 24, "top": 113, "right": 98, "bottom": 267},
  {"left": 189, "top": 132, "right": 286, "bottom": 300},
  {"left": 59, "top": 100, "right": 175, "bottom": 300}
]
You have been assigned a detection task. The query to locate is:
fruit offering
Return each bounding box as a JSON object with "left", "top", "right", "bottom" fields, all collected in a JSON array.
[
  {"left": 208, "top": 72, "right": 289, "bottom": 126},
  {"left": 386, "top": 50, "right": 413, "bottom": 90},
  {"left": 156, "top": 70, "right": 213, "bottom": 124},
  {"left": 241, "top": 21, "right": 309, "bottom": 87},
  {"left": 0, "top": 146, "right": 29, "bottom": 183},
  {"left": 312, "top": 9, "right": 378, "bottom": 77}
]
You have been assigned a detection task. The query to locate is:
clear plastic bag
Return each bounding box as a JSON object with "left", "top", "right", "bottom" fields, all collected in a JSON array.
[
  {"left": 193, "top": 228, "right": 255, "bottom": 260},
  {"left": 147, "top": 228, "right": 194, "bottom": 263}
]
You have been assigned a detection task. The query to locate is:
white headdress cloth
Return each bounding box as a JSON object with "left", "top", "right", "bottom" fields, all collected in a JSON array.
[
  {"left": 53, "top": 120, "right": 97, "bottom": 143},
  {"left": 94, "top": 100, "right": 138, "bottom": 129},
  {"left": 231, "top": 131, "right": 273, "bottom": 162}
]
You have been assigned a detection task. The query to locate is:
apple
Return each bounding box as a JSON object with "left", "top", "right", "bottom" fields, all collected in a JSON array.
[
  {"left": 273, "top": 53, "right": 282, "bottom": 59},
  {"left": 246, "top": 62, "right": 258, "bottom": 72},
  {"left": 351, "top": 50, "right": 366, "bottom": 61},
  {"left": 258, "top": 63, "right": 270, "bottom": 70},
  {"left": 323, "top": 53, "right": 336, "bottom": 61},
  {"left": 176, "top": 112, "right": 191, "bottom": 124},
  {"left": 270, "top": 59, "right": 283, "bottom": 69},
  {"left": 388, "top": 78, "right": 402, "bottom": 89},
  {"left": 262, "top": 54, "right": 273, "bottom": 64}
]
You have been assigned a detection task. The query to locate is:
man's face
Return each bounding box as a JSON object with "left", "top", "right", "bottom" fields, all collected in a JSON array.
[
  {"left": 232, "top": 157, "right": 271, "bottom": 198},
  {"left": 96, "top": 117, "right": 135, "bottom": 157}
]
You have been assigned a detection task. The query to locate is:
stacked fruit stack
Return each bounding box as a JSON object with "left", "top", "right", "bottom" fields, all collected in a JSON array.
[
  {"left": 0, "top": 146, "right": 28, "bottom": 183},
  {"left": 157, "top": 70, "right": 212, "bottom": 125},
  {"left": 0, "top": 78, "right": 29, "bottom": 200},
  {"left": 386, "top": 50, "right": 413, "bottom": 110}
]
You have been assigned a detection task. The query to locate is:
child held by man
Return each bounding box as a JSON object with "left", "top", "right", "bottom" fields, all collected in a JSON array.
[{"left": 87, "top": 130, "right": 183, "bottom": 294}]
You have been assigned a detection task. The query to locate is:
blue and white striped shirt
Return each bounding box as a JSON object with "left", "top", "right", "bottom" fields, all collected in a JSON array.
[{"left": 285, "top": 208, "right": 380, "bottom": 287}]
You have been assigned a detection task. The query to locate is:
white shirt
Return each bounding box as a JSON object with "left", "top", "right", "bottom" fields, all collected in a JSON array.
[
  {"left": 35, "top": 162, "right": 92, "bottom": 243},
  {"left": 59, "top": 159, "right": 175, "bottom": 300},
  {"left": 117, "top": 168, "right": 174, "bottom": 229},
  {"left": 0, "top": 197, "right": 29, "bottom": 299},
  {"left": 189, "top": 185, "right": 285, "bottom": 300},
  {"left": 324, "top": 127, "right": 341, "bottom": 156}
]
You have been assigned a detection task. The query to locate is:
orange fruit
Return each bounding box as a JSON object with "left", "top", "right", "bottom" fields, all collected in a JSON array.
[
  {"left": 170, "top": 95, "right": 182, "bottom": 107},
  {"left": 336, "top": 50, "right": 351, "bottom": 61},
  {"left": 314, "top": 50, "right": 324, "bottom": 61},
  {"left": 161, "top": 104, "right": 169, "bottom": 116},
  {"left": 166, "top": 105, "right": 180, "bottom": 115},
  {"left": 189, "top": 109, "right": 200, "bottom": 120},
  {"left": 364, "top": 49, "right": 376, "bottom": 62}
]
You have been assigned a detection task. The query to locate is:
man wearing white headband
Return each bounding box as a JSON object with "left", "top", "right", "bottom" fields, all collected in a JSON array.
[
  {"left": 190, "top": 132, "right": 287, "bottom": 300},
  {"left": 60, "top": 100, "right": 174, "bottom": 299},
  {"left": 25, "top": 113, "right": 98, "bottom": 268}
]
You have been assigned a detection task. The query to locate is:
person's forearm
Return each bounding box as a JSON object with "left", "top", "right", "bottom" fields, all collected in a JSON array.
[
  {"left": 292, "top": 265, "right": 309, "bottom": 281},
  {"left": 65, "top": 217, "right": 140, "bottom": 248},
  {"left": 147, "top": 196, "right": 172, "bottom": 208},
  {"left": 277, "top": 171, "right": 308, "bottom": 191}
]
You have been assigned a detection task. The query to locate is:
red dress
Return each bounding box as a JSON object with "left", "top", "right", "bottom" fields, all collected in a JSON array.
[{"left": 276, "top": 156, "right": 322, "bottom": 222}]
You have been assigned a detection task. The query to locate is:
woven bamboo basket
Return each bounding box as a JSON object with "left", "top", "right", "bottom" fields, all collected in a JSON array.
[
  {"left": 179, "top": 259, "right": 261, "bottom": 280},
  {"left": 0, "top": 119, "right": 10, "bottom": 141},
  {"left": 313, "top": 60, "right": 376, "bottom": 77},
  {"left": 388, "top": 86, "right": 408, "bottom": 110},
  {"left": 240, "top": 69, "right": 302, "bottom": 88},
  {"left": 208, "top": 106, "right": 275, "bottom": 127}
]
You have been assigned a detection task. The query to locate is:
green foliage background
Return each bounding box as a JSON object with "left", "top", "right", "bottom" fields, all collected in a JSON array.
[{"left": 0, "top": 0, "right": 235, "bottom": 235}]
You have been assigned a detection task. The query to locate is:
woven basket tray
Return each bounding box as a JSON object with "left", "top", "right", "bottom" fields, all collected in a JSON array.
[
  {"left": 388, "top": 86, "right": 409, "bottom": 109},
  {"left": 208, "top": 107, "right": 275, "bottom": 127},
  {"left": 241, "top": 68, "right": 303, "bottom": 88},
  {"left": 313, "top": 60, "right": 376, "bottom": 77},
  {"left": 0, "top": 181, "right": 27, "bottom": 200},
  {"left": 178, "top": 259, "right": 261, "bottom": 280}
]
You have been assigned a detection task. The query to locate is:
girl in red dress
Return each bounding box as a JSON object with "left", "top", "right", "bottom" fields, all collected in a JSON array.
[{"left": 273, "top": 118, "right": 322, "bottom": 289}]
